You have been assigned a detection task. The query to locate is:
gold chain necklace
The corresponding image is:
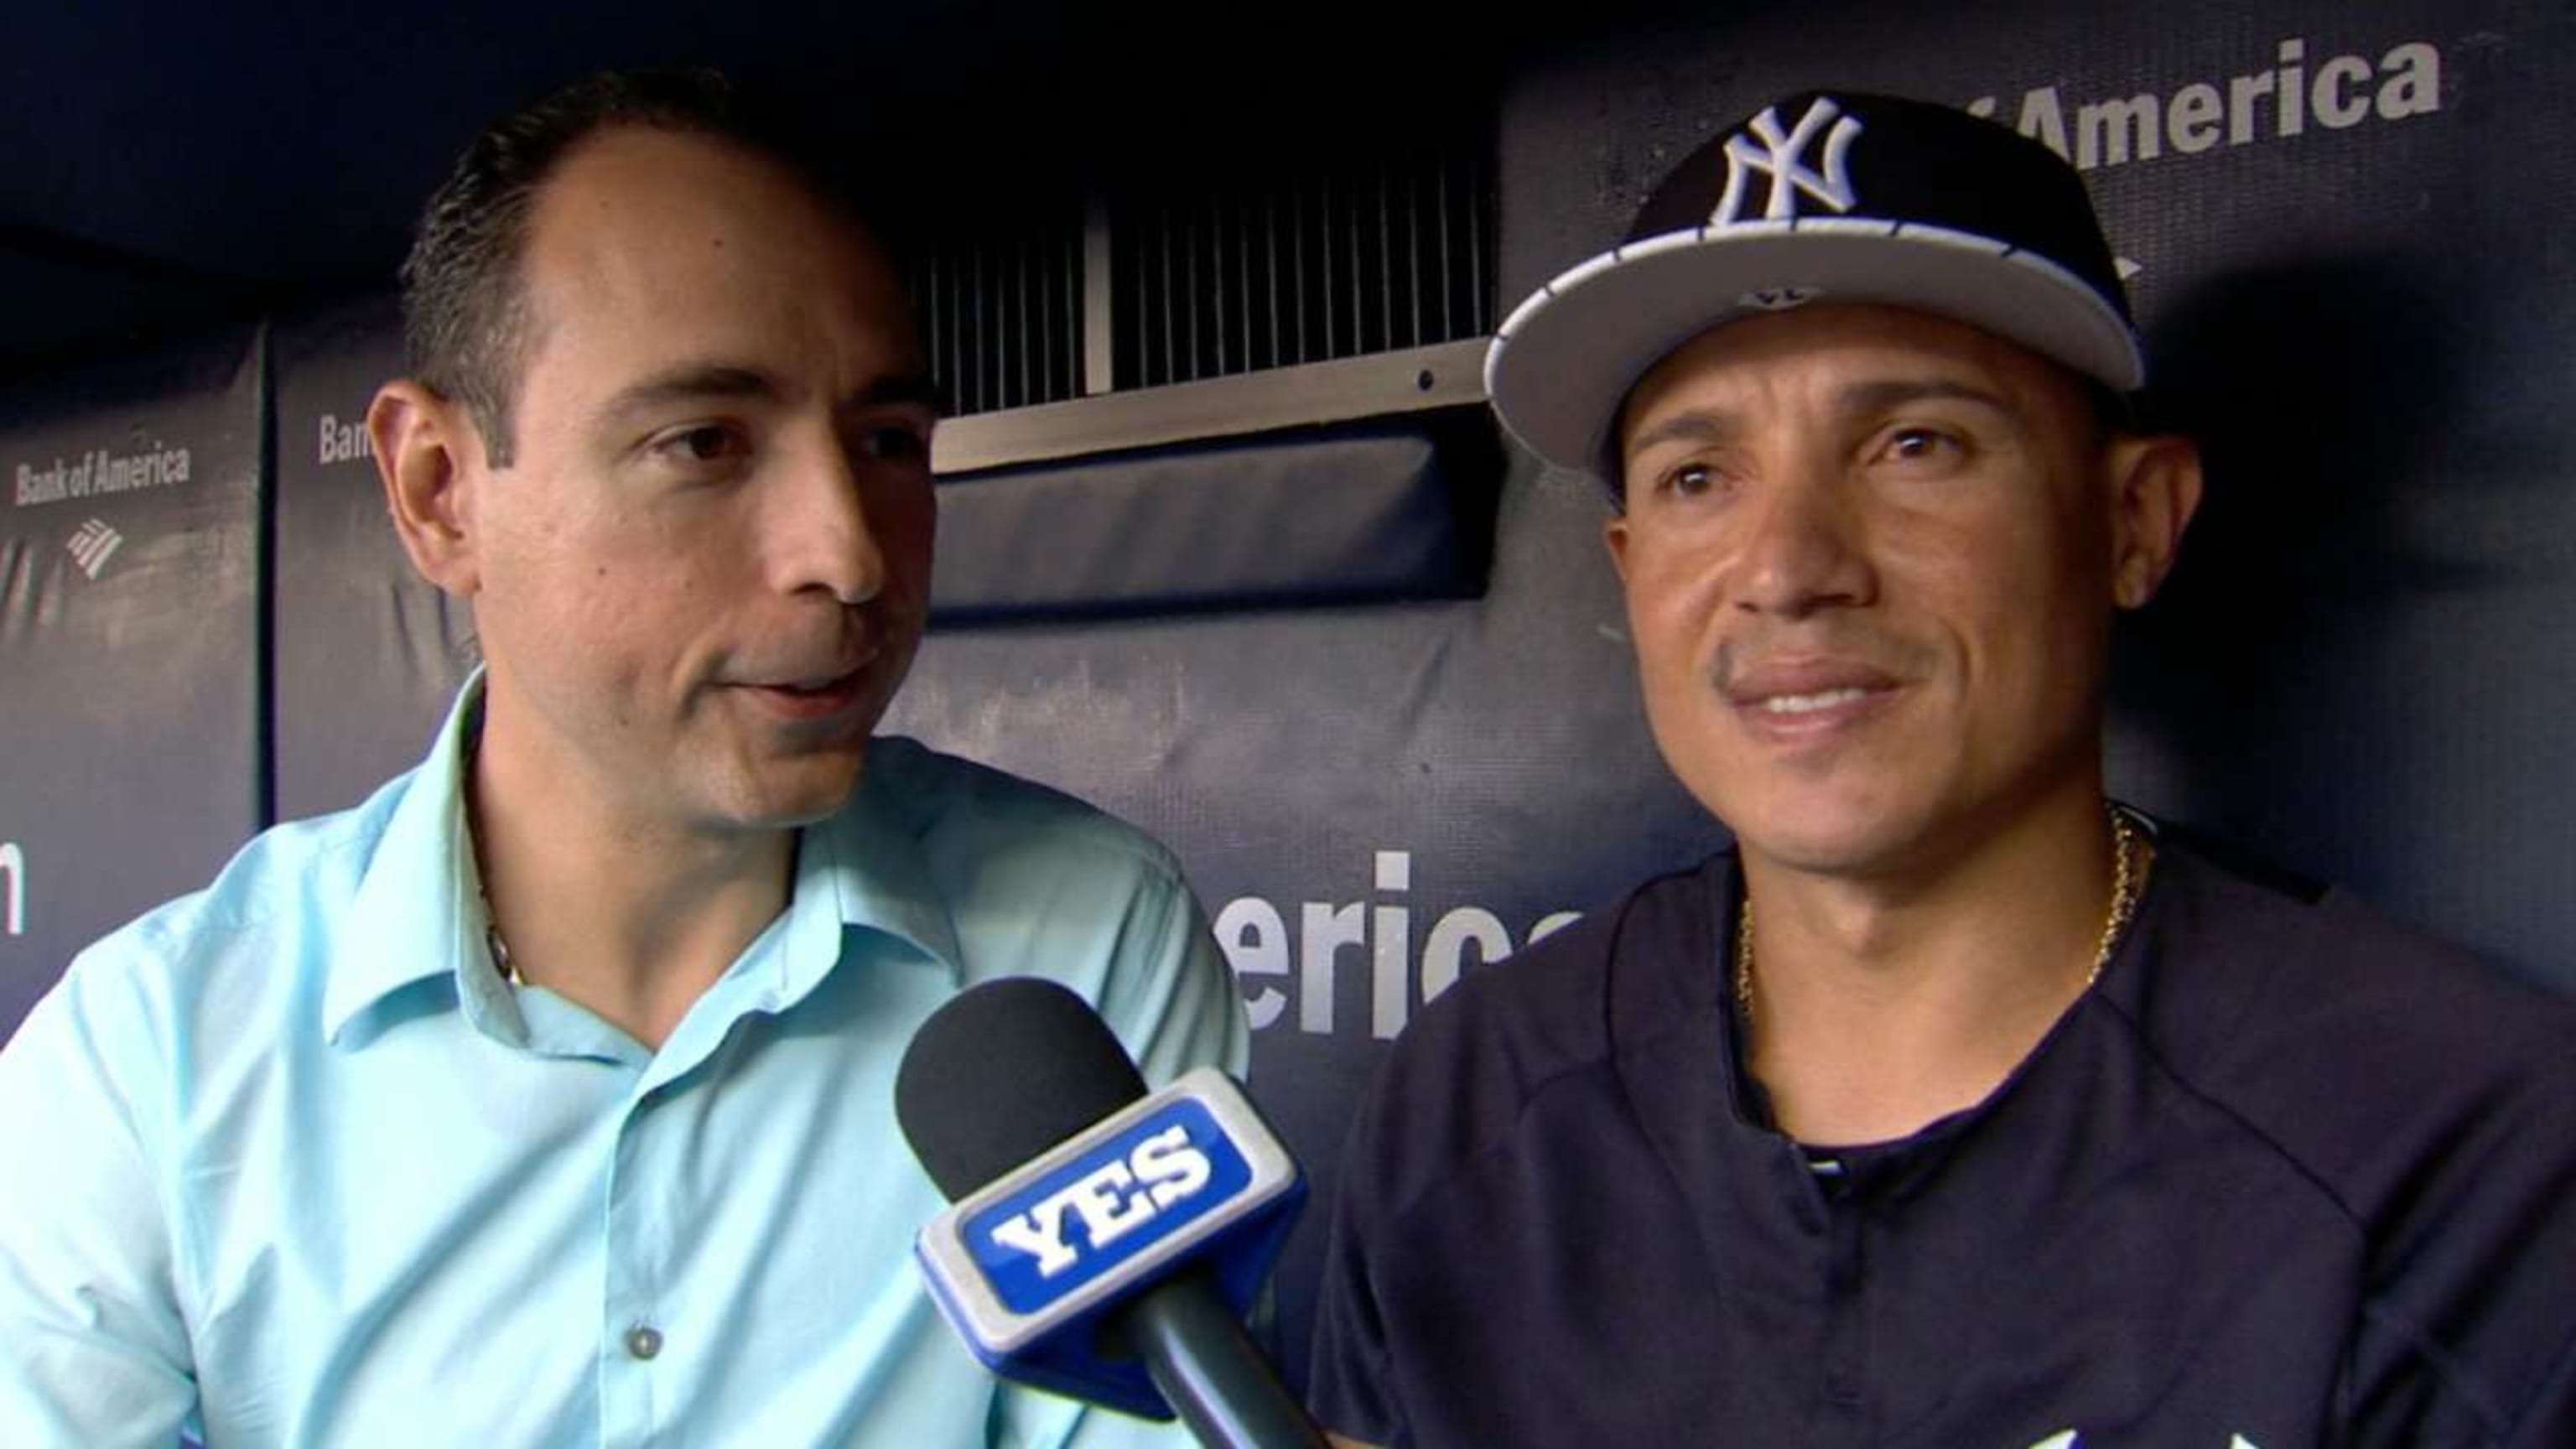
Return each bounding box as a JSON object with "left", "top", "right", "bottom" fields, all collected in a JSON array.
[
  {"left": 1733, "top": 804, "right": 2152, "bottom": 1026},
  {"left": 482, "top": 888, "right": 523, "bottom": 987},
  {"left": 479, "top": 866, "right": 522, "bottom": 979},
  {"left": 464, "top": 724, "right": 522, "bottom": 989}
]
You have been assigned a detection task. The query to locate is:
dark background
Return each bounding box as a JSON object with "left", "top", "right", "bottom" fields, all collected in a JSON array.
[{"left": 6, "top": 0, "right": 2572, "bottom": 1393}]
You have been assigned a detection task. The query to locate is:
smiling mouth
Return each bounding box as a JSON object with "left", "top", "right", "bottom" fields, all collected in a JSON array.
[
  {"left": 770, "top": 670, "right": 864, "bottom": 698},
  {"left": 1753, "top": 686, "right": 1877, "bottom": 716}
]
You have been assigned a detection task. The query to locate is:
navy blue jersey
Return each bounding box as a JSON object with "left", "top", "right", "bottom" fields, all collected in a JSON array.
[{"left": 1308, "top": 837, "right": 2576, "bottom": 1447}]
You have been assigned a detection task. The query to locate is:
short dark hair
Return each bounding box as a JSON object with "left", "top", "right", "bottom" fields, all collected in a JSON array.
[{"left": 399, "top": 68, "right": 852, "bottom": 466}]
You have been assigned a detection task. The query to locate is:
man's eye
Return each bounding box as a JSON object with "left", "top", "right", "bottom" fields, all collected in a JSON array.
[
  {"left": 653, "top": 424, "right": 747, "bottom": 465},
  {"left": 858, "top": 423, "right": 932, "bottom": 465},
  {"left": 1882, "top": 427, "right": 1961, "bottom": 464},
  {"left": 1659, "top": 461, "right": 1722, "bottom": 498}
]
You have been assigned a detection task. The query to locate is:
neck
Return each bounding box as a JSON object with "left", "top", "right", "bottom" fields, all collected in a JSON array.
[
  {"left": 1737, "top": 785, "right": 2131, "bottom": 1147},
  {"left": 469, "top": 699, "right": 797, "bottom": 1052}
]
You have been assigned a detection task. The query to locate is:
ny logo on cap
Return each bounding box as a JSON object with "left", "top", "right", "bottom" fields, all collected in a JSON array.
[{"left": 1712, "top": 97, "right": 1863, "bottom": 226}]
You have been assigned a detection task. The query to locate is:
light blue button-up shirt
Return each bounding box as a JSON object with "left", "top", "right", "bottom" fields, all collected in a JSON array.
[{"left": 0, "top": 681, "right": 1248, "bottom": 1447}]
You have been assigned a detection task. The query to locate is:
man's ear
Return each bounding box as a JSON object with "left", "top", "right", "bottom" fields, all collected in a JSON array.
[
  {"left": 1604, "top": 512, "right": 1633, "bottom": 584},
  {"left": 2104, "top": 433, "right": 2204, "bottom": 610},
  {"left": 370, "top": 381, "right": 487, "bottom": 598}
]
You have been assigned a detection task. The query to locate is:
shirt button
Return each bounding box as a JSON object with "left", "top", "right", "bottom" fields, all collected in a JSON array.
[{"left": 626, "top": 1326, "right": 665, "bottom": 1361}]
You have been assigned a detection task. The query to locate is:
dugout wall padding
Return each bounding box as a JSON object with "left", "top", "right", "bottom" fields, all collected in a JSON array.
[
  {"left": 932, "top": 413, "right": 1501, "bottom": 622},
  {"left": 270, "top": 297, "right": 479, "bottom": 823},
  {"left": 0, "top": 330, "right": 263, "bottom": 1035}
]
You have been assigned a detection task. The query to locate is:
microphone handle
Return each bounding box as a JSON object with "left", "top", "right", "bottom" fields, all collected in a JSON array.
[{"left": 1124, "top": 1277, "right": 1329, "bottom": 1449}]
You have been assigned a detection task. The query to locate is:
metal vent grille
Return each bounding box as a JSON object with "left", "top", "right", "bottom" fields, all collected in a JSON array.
[
  {"left": 906, "top": 134, "right": 1494, "bottom": 423},
  {"left": 1109, "top": 138, "right": 1494, "bottom": 390},
  {"left": 913, "top": 215, "right": 1087, "bottom": 418}
]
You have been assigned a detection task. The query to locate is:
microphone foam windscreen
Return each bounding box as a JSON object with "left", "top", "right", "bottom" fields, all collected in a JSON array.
[{"left": 896, "top": 975, "right": 1151, "bottom": 1201}]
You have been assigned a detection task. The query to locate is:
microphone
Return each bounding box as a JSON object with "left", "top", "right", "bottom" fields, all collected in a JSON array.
[{"left": 896, "top": 976, "right": 1325, "bottom": 1449}]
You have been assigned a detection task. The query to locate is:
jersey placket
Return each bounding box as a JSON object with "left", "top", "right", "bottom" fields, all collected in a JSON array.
[{"left": 1788, "top": 1153, "right": 1887, "bottom": 1447}]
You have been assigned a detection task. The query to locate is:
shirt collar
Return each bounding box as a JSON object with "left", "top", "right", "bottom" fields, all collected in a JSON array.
[
  {"left": 324, "top": 671, "right": 494, "bottom": 1046},
  {"left": 796, "top": 738, "right": 967, "bottom": 991},
  {"left": 322, "top": 678, "right": 968, "bottom": 1046}
]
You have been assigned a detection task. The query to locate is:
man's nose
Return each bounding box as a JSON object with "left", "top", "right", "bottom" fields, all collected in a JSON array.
[
  {"left": 1727, "top": 467, "right": 1874, "bottom": 619},
  {"left": 768, "top": 436, "right": 891, "bottom": 606}
]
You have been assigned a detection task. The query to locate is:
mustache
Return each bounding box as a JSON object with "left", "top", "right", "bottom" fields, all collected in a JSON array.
[
  {"left": 733, "top": 602, "right": 919, "bottom": 683},
  {"left": 1708, "top": 629, "right": 1935, "bottom": 692}
]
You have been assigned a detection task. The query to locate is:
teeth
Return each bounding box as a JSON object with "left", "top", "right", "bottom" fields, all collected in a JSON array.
[{"left": 1758, "top": 688, "right": 1868, "bottom": 715}]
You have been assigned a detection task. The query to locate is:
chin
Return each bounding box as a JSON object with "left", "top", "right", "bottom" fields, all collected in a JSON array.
[
  {"left": 730, "top": 756, "right": 870, "bottom": 830},
  {"left": 1711, "top": 792, "right": 1924, "bottom": 877},
  {"left": 1736, "top": 834, "right": 1901, "bottom": 877}
]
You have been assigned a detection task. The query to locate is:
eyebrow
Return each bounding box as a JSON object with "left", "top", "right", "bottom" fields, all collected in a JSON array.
[
  {"left": 1622, "top": 408, "right": 1740, "bottom": 464},
  {"left": 1837, "top": 378, "right": 2014, "bottom": 419},
  {"left": 600, "top": 365, "right": 946, "bottom": 425},
  {"left": 600, "top": 364, "right": 781, "bottom": 422},
  {"left": 852, "top": 372, "right": 947, "bottom": 416},
  {"left": 1622, "top": 377, "right": 2017, "bottom": 465}
]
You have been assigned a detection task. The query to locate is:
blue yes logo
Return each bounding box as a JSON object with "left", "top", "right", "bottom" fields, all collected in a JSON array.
[{"left": 964, "top": 1098, "right": 1251, "bottom": 1313}]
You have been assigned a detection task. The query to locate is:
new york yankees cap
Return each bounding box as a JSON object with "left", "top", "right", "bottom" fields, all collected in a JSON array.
[{"left": 1485, "top": 91, "right": 2145, "bottom": 486}]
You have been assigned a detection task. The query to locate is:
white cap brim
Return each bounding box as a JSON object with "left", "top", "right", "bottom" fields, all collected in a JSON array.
[{"left": 1483, "top": 219, "right": 2146, "bottom": 480}]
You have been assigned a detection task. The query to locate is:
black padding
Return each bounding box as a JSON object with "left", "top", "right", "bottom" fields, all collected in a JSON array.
[{"left": 930, "top": 409, "right": 1499, "bottom": 622}]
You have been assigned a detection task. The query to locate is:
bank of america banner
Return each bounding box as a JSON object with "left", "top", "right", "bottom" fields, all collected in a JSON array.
[
  {"left": 270, "top": 298, "right": 478, "bottom": 823},
  {"left": 0, "top": 330, "right": 263, "bottom": 1038}
]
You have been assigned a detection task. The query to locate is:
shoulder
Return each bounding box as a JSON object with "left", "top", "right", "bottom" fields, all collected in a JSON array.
[
  {"left": 856, "top": 735, "right": 1189, "bottom": 887},
  {"left": 2, "top": 774, "right": 414, "bottom": 1130},
  {"left": 2128, "top": 833, "right": 2576, "bottom": 1436},
  {"left": 850, "top": 739, "right": 1242, "bottom": 1080},
  {"left": 0, "top": 773, "right": 417, "bottom": 1191},
  {"left": 1340, "top": 854, "right": 1725, "bottom": 1221},
  {"left": 2138, "top": 835, "right": 2576, "bottom": 1129}
]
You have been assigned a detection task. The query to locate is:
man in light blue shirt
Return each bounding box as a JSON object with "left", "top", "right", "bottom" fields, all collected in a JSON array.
[{"left": 0, "top": 69, "right": 1246, "bottom": 1446}]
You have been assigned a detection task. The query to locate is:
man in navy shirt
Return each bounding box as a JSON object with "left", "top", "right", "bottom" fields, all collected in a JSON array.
[{"left": 1309, "top": 91, "right": 2576, "bottom": 1447}]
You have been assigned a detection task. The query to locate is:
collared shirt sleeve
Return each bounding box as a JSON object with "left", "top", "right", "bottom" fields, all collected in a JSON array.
[{"left": 0, "top": 943, "right": 197, "bottom": 1449}]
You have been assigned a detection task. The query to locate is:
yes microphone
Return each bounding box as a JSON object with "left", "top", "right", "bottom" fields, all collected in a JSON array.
[{"left": 896, "top": 977, "right": 1323, "bottom": 1448}]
